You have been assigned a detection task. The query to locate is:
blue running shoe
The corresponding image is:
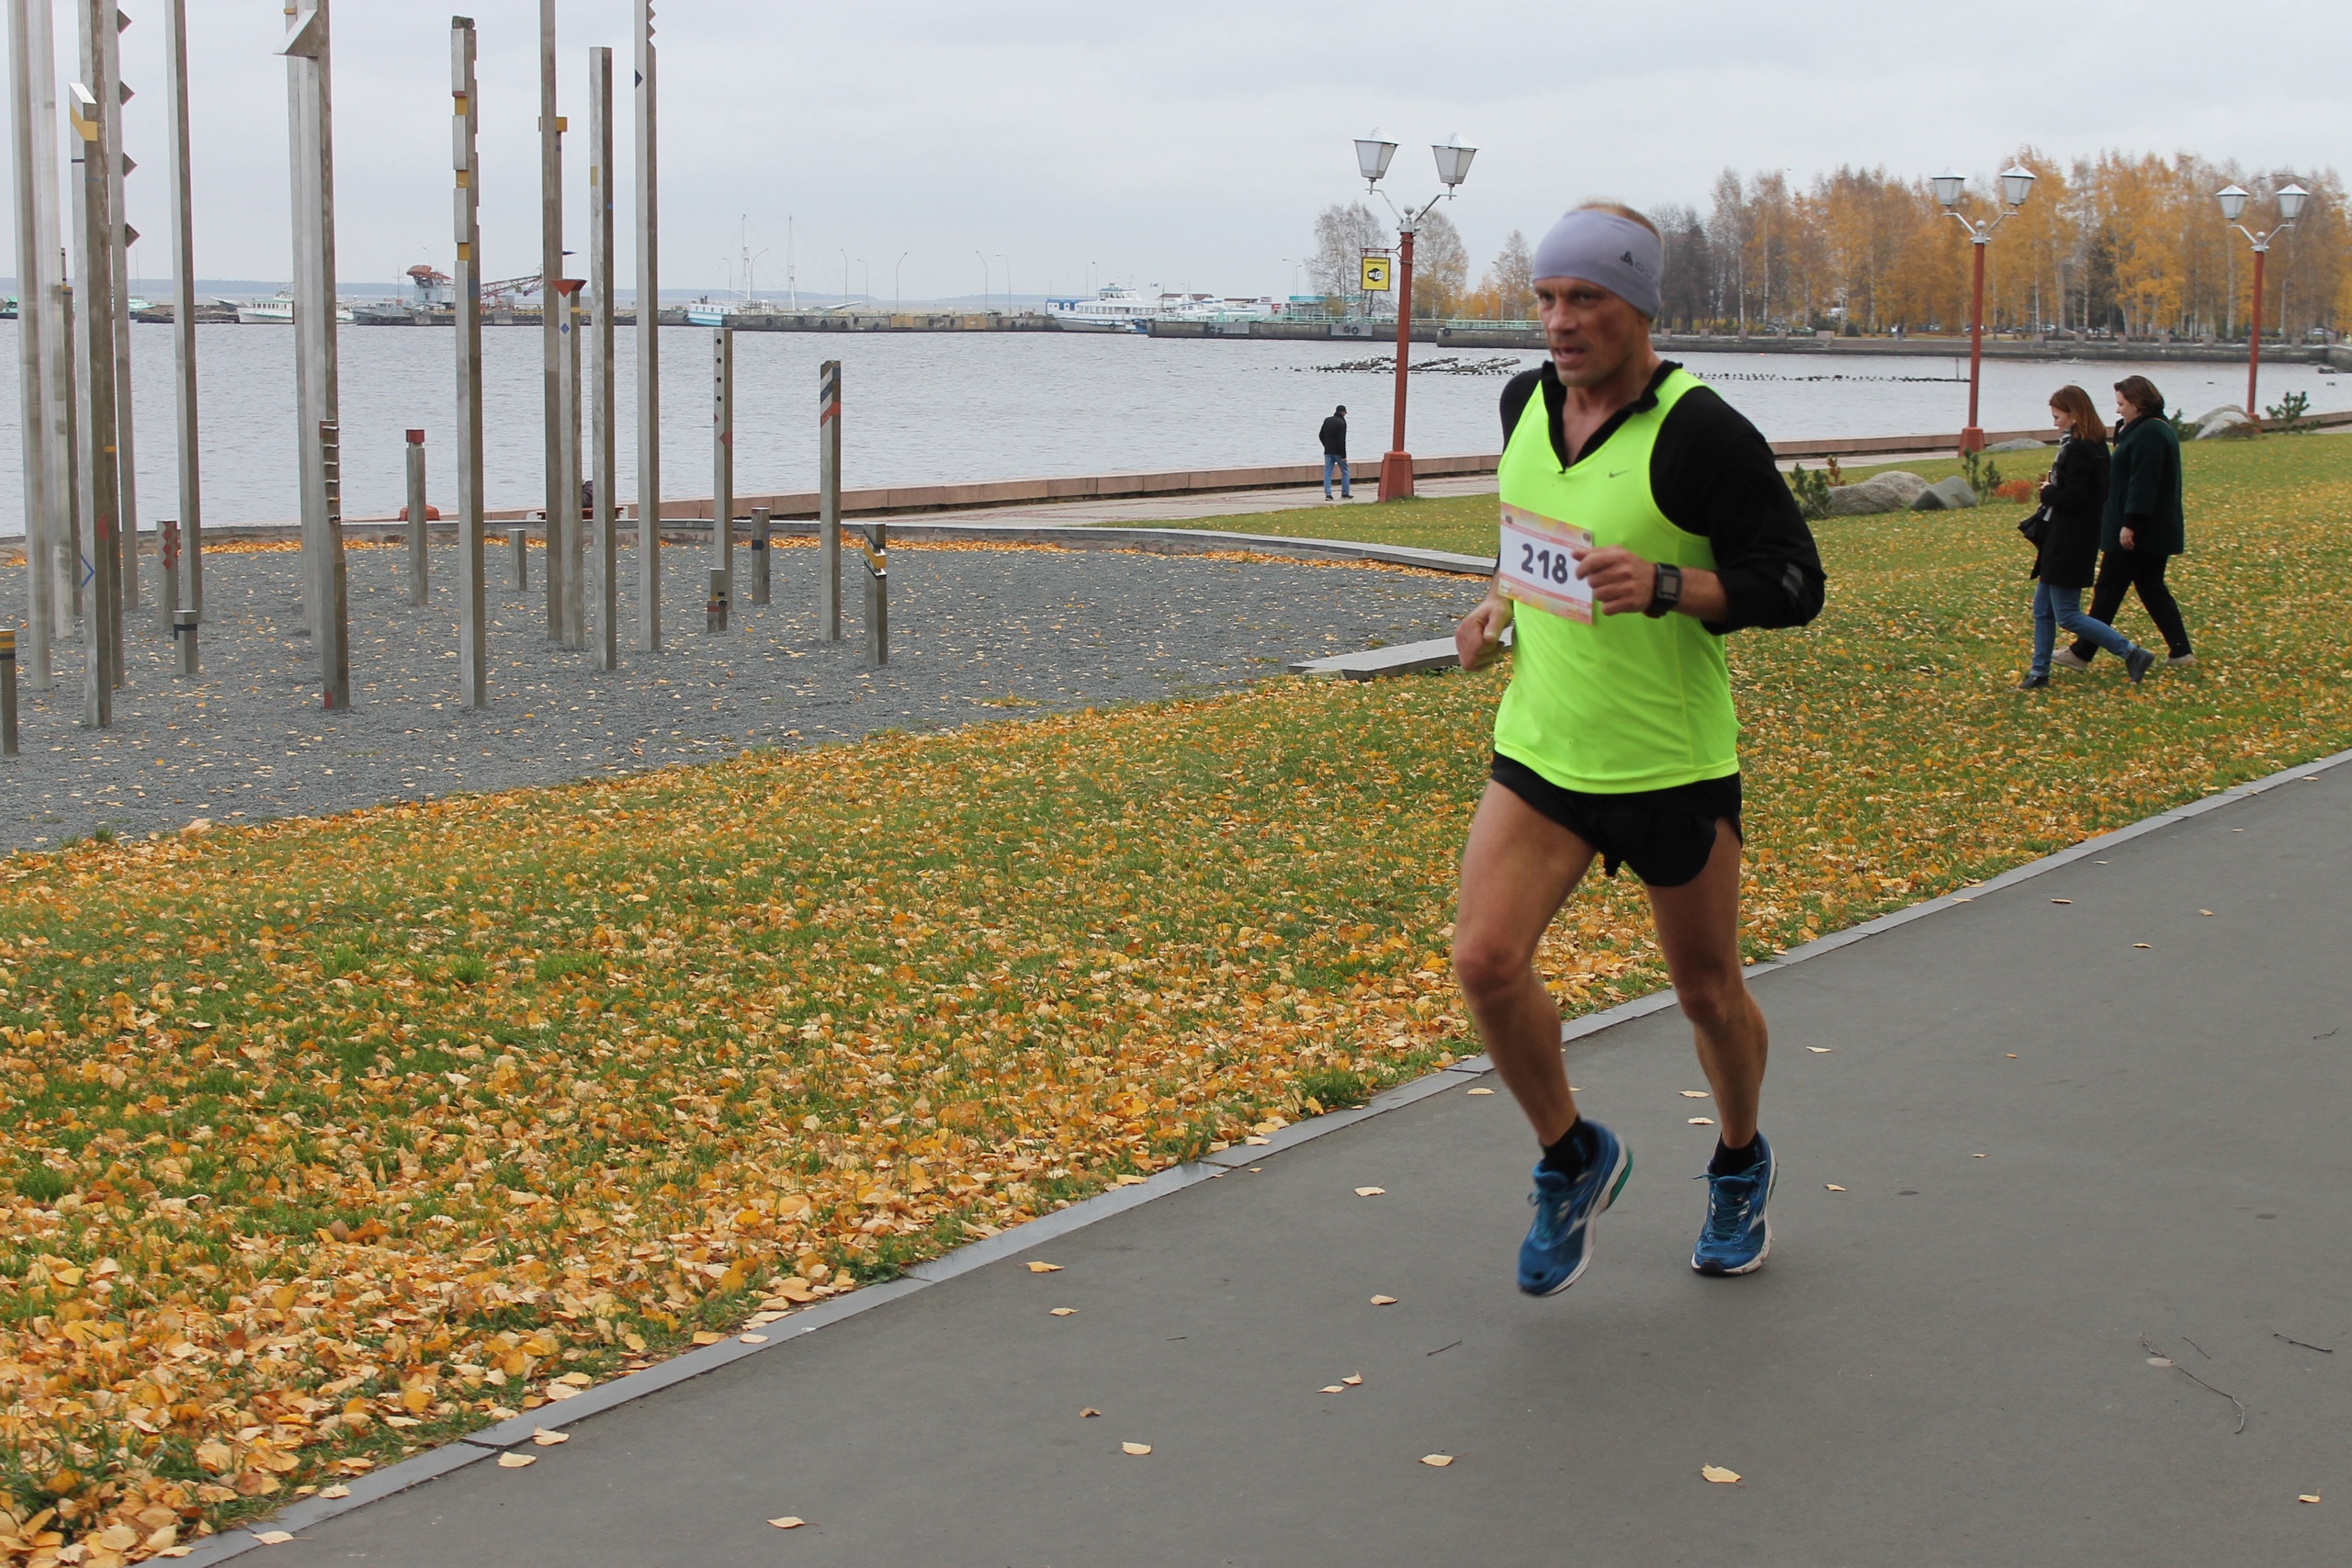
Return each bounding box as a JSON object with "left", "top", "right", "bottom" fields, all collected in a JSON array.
[
  {"left": 1691, "top": 1134, "right": 1776, "bottom": 1277},
  {"left": 1516, "top": 1122, "right": 1632, "bottom": 1297}
]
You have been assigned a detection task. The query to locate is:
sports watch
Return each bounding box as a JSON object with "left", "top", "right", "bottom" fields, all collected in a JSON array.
[{"left": 1645, "top": 562, "right": 1683, "bottom": 618}]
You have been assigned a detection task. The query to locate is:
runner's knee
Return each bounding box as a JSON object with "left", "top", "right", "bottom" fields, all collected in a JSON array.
[
  {"left": 1451, "top": 932, "right": 1526, "bottom": 999},
  {"left": 1672, "top": 966, "right": 1748, "bottom": 1031}
]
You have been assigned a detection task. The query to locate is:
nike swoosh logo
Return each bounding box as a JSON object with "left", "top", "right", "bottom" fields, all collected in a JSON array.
[{"left": 1607, "top": 468, "right": 1629, "bottom": 478}]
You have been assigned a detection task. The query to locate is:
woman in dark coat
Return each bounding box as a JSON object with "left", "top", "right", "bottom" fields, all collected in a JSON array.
[
  {"left": 2058, "top": 373, "right": 2193, "bottom": 669},
  {"left": 2020, "top": 384, "right": 2156, "bottom": 689}
]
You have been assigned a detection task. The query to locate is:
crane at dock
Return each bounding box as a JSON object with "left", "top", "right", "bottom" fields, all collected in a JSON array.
[{"left": 476, "top": 271, "right": 544, "bottom": 306}]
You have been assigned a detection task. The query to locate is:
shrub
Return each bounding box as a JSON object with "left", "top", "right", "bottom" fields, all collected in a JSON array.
[
  {"left": 2264, "top": 389, "right": 2312, "bottom": 433},
  {"left": 1787, "top": 463, "right": 1832, "bottom": 521}
]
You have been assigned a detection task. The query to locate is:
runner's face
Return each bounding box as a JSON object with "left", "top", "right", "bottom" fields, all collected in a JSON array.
[{"left": 1535, "top": 278, "right": 1646, "bottom": 388}]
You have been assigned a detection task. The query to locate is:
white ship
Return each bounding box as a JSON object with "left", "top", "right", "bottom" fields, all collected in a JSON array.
[
  {"left": 235, "top": 289, "right": 354, "bottom": 325},
  {"left": 1047, "top": 285, "right": 1152, "bottom": 333}
]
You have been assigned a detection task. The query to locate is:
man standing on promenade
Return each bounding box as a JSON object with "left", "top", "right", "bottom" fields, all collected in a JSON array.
[
  {"left": 1319, "top": 404, "right": 1351, "bottom": 500},
  {"left": 1452, "top": 204, "right": 1826, "bottom": 1294}
]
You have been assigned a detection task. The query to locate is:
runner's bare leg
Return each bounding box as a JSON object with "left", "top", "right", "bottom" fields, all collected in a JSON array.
[
  {"left": 1452, "top": 781, "right": 1597, "bottom": 1145},
  {"left": 1645, "top": 820, "right": 1766, "bottom": 1146}
]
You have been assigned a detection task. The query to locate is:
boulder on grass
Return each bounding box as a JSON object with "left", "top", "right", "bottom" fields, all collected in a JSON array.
[
  {"left": 1824, "top": 469, "right": 1929, "bottom": 516},
  {"left": 1985, "top": 437, "right": 2050, "bottom": 453},
  {"left": 2194, "top": 405, "right": 2257, "bottom": 439},
  {"left": 1913, "top": 476, "right": 1979, "bottom": 511}
]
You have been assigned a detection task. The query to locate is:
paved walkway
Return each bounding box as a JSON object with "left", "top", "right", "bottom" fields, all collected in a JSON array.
[
  {"left": 211, "top": 756, "right": 2351, "bottom": 1566},
  {"left": 864, "top": 470, "right": 1500, "bottom": 528}
]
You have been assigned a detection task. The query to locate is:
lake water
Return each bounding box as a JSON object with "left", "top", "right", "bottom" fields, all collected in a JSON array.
[{"left": 1, "top": 322, "right": 2343, "bottom": 535}]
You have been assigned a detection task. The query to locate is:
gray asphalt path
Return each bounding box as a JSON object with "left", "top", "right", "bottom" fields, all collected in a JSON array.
[{"left": 250, "top": 761, "right": 2351, "bottom": 1566}]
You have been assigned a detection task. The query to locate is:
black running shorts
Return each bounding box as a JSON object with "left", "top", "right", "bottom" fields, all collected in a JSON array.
[{"left": 1489, "top": 754, "right": 1743, "bottom": 889}]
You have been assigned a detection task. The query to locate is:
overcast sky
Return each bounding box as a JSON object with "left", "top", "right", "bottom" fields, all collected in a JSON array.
[{"left": 10, "top": 0, "right": 2348, "bottom": 300}]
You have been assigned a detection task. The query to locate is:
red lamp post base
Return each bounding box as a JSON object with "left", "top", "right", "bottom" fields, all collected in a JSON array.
[
  {"left": 1377, "top": 450, "right": 1416, "bottom": 502},
  {"left": 1958, "top": 425, "right": 1986, "bottom": 455}
]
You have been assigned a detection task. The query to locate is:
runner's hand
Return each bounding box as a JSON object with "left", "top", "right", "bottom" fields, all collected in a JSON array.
[
  {"left": 1574, "top": 546, "right": 1657, "bottom": 617},
  {"left": 1456, "top": 594, "right": 1513, "bottom": 670},
  {"left": 2119, "top": 525, "right": 2137, "bottom": 550}
]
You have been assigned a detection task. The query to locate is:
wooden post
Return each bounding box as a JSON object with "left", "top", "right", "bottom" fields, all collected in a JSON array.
[
  {"left": 1, "top": 627, "right": 17, "bottom": 756},
  {"left": 556, "top": 279, "right": 584, "bottom": 649},
  {"left": 96, "top": 2, "right": 135, "bottom": 619},
  {"left": 587, "top": 46, "right": 616, "bottom": 671},
  {"left": 6, "top": 0, "right": 57, "bottom": 690},
  {"left": 710, "top": 323, "right": 732, "bottom": 601},
  {"left": 509, "top": 525, "right": 529, "bottom": 592},
  {"left": 65, "top": 55, "right": 119, "bottom": 726},
  {"left": 819, "top": 358, "right": 841, "bottom": 641},
  {"left": 538, "top": 0, "right": 564, "bottom": 644},
  {"left": 633, "top": 0, "right": 661, "bottom": 652},
  {"left": 864, "top": 517, "right": 888, "bottom": 668},
  {"left": 282, "top": 1, "right": 348, "bottom": 710},
  {"left": 404, "top": 429, "right": 427, "bottom": 605},
  {"left": 451, "top": 17, "right": 487, "bottom": 709},
  {"left": 162, "top": 0, "right": 202, "bottom": 621}
]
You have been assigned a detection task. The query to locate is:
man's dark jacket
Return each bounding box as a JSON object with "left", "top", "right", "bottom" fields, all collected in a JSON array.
[{"left": 1318, "top": 414, "right": 1347, "bottom": 457}]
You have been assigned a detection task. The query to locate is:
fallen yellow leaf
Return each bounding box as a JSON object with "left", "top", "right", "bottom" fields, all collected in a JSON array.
[
  {"left": 1701, "top": 1464, "right": 1741, "bottom": 1484},
  {"left": 1319, "top": 1383, "right": 1346, "bottom": 1393},
  {"left": 531, "top": 1429, "right": 569, "bottom": 1446},
  {"left": 1244, "top": 1135, "right": 1272, "bottom": 1145},
  {"left": 496, "top": 1453, "right": 537, "bottom": 1469},
  {"left": 768, "top": 1516, "right": 807, "bottom": 1529},
  {"left": 1079, "top": 1406, "right": 1102, "bottom": 1417},
  {"left": 1420, "top": 1453, "right": 1453, "bottom": 1468},
  {"left": 1354, "top": 1186, "right": 1385, "bottom": 1197},
  {"left": 1342, "top": 1373, "right": 1363, "bottom": 1386},
  {"left": 1113, "top": 1174, "right": 1148, "bottom": 1186},
  {"left": 2133, "top": 942, "right": 2152, "bottom": 950},
  {"left": 1688, "top": 1117, "right": 1715, "bottom": 1126},
  {"left": 2200, "top": 909, "right": 2214, "bottom": 916},
  {"left": 1465, "top": 1087, "right": 1495, "bottom": 1096},
  {"left": 691, "top": 1332, "right": 725, "bottom": 1346},
  {"left": 1824, "top": 1184, "right": 1846, "bottom": 1191},
  {"left": 1370, "top": 1294, "right": 1398, "bottom": 1305},
  {"left": 1805, "top": 1046, "right": 1833, "bottom": 1054},
  {"left": 1679, "top": 1090, "right": 1710, "bottom": 1099},
  {"left": 2299, "top": 1493, "right": 2322, "bottom": 1504},
  {"left": 2050, "top": 897, "right": 2072, "bottom": 905},
  {"left": 739, "top": 1333, "right": 770, "bottom": 1344},
  {"left": 318, "top": 1485, "right": 352, "bottom": 1499},
  {"left": 1122, "top": 1441, "right": 1152, "bottom": 1455},
  {"left": 1026, "top": 1261, "right": 1063, "bottom": 1274},
  {"left": 1049, "top": 1307, "right": 1076, "bottom": 1316},
  {"left": 254, "top": 1530, "right": 295, "bottom": 1544}
]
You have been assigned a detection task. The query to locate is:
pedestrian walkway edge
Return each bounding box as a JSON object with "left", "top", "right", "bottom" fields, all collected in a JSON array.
[{"left": 170, "top": 744, "right": 2352, "bottom": 1564}]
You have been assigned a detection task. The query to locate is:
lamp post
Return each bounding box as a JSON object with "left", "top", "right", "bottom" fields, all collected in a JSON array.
[
  {"left": 1933, "top": 164, "right": 2035, "bottom": 455},
  {"left": 895, "top": 250, "right": 907, "bottom": 315},
  {"left": 2217, "top": 182, "right": 2309, "bottom": 419},
  {"left": 1353, "top": 133, "right": 1475, "bottom": 502}
]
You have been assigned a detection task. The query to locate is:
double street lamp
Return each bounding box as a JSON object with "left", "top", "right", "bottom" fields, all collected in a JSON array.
[
  {"left": 1933, "top": 164, "right": 2037, "bottom": 454},
  {"left": 2216, "top": 182, "right": 2310, "bottom": 418},
  {"left": 1353, "top": 133, "right": 1476, "bottom": 501}
]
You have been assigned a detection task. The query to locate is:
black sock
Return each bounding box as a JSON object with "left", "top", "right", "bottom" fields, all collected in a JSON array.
[
  {"left": 1541, "top": 1119, "right": 1600, "bottom": 1180},
  {"left": 1709, "top": 1134, "right": 1762, "bottom": 1177}
]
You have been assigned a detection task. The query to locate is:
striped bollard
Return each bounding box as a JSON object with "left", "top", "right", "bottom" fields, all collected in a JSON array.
[
  {"left": 173, "top": 608, "right": 198, "bottom": 678},
  {"left": 154, "top": 520, "right": 181, "bottom": 636},
  {"left": 705, "top": 567, "right": 728, "bottom": 633},
  {"left": 862, "top": 520, "right": 887, "bottom": 668},
  {"left": 749, "top": 505, "right": 771, "bottom": 605},
  {"left": 818, "top": 360, "right": 841, "bottom": 641},
  {"left": 1, "top": 629, "right": 17, "bottom": 757}
]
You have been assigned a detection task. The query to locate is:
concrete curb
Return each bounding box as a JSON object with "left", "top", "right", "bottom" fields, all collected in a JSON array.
[{"left": 176, "top": 743, "right": 2352, "bottom": 1562}]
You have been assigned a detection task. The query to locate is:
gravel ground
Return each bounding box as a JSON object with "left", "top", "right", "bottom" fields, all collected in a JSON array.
[{"left": 0, "top": 541, "right": 1485, "bottom": 849}]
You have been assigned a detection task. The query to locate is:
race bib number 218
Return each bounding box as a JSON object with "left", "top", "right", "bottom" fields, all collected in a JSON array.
[{"left": 1497, "top": 502, "right": 1595, "bottom": 625}]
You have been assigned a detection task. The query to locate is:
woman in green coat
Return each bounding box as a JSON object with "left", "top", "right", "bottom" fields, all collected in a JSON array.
[{"left": 2058, "top": 374, "right": 2193, "bottom": 669}]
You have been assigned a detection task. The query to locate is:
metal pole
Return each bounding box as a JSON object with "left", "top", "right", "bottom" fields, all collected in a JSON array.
[
  {"left": 98, "top": 6, "right": 135, "bottom": 622},
  {"left": 65, "top": 60, "right": 116, "bottom": 727},
  {"left": 539, "top": 0, "right": 564, "bottom": 644},
  {"left": 0, "top": 627, "right": 15, "bottom": 755},
  {"left": 509, "top": 525, "right": 528, "bottom": 592},
  {"left": 1961, "top": 232, "right": 1987, "bottom": 454},
  {"left": 749, "top": 504, "right": 770, "bottom": 605},
  {"left": 1377, "top": 226, "right": 1416, "bottom": 502},
  {"left": 74, "top": 8, "right": 121, "bottom": 688},
  {"left": 557, "top": 279, "right": 584, "bottom": 648},
  {"left": 162, "top": 0, "right": 201, "bottom": 620},
  {"left": 710, "top": 323, "right": 732, "bottom": 601},
  {"left": 60, "top": 265, "right": 81, "bottom": 622},
  {"left": 634, "top": 0, "right": 661, "bottom": 652},
  {"left": 451, "top": 17, "right": 486, "bottom": 709},
  {"left": 2246, "top": 243, "right": 2267, "bottom": 418},
  {"left": 819, "top": 358, "right": 841, "bottom": 640},
  {"left": 283, "top": 1, "right": 347, "bottom": 710},
  {"left": 704, "top": 565, "right": 726, "bottom": 633},
  {"left": 404, "top": 429, "right": 427, "bottom": 604},
  {"left": 172, "top": 606, "right": 195, "bottom": 676},
  {"left": 6, "top": 0, "right": 56, "bottom": 690},
  {"left": 26, "top": 2, "right": 72, "bottom": 648},
  {"left": 587, "top": 45, "right": 616, "bottom": 671}
]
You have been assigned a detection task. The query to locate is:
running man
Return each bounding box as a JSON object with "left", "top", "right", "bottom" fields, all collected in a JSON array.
[{"left": 1452, "top": 205, "right": 1826, "bottom": 1294}]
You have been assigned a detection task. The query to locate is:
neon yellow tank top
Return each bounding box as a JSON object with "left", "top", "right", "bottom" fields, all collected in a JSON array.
[{"left": 1491, "top": 367, "right": 1740, "bottom": 794}]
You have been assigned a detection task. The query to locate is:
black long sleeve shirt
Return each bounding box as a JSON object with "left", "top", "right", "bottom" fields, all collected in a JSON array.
[{"left": 1499, "top": 360, "right": 1826, "bottom": 635}]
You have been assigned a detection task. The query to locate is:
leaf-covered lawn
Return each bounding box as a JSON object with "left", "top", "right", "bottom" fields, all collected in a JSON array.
[{"left": 2, "top": 433, "right": 2347, "bottom": 1562}]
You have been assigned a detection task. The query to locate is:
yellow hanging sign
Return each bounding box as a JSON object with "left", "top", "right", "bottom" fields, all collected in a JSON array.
[{"left": 1360, "top": 255, "right": 1391, "bottom": 292}]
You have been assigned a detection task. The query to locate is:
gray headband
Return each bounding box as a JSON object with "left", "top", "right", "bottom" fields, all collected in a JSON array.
[{"left": 1531, "top": 209, "right": 1662, "bottom": 318}]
